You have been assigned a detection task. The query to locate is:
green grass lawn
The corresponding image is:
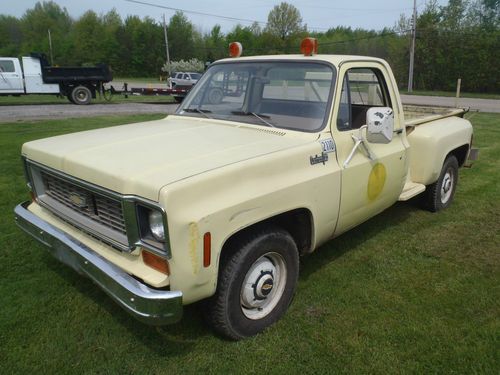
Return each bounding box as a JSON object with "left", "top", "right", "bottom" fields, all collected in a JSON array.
[
  {"left": 0, "top": 93, "right": 175, "bottom": 106},
  {"left": 405, "top": 89, "right": 500, "bottom": 100},
  {"left": 1, "top": 113, "right": 498, "bottom": 374}
]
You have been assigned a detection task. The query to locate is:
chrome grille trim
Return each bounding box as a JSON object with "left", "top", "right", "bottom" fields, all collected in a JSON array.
[
  {"left": 24, "top": 159, "right": 171, "bottom": 258},
  {"left": 42, "top": 171, "right": 127, "bottom": 236}
]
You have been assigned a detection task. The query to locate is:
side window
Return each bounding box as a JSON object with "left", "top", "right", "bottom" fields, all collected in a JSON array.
[
  {"left": 336, "top": 67, "right": 392, "bottom": 130},
  {"left": 183, "top": 74, "right": 189, "bottom": 80},
  {"left": 0, "top": 60, "right": 15, "bottom": 73}
]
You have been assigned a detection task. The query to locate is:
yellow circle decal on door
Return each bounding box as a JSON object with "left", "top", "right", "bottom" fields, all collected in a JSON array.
[{"left": 367, "top": 163, "right": 387, "bottom": 201}]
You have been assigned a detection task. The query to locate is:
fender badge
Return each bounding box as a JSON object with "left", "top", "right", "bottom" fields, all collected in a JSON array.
[{"left": 310, "top": 152, "right": 329, "bottom": 165}]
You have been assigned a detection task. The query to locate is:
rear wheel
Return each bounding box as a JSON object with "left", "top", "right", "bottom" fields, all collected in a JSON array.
[
  {"left": 422, "top": 155, "right": 459, "bottom": 212},
  {"left": 71, "top": 85, "right": 92, "bottom": 105},
  {"left": 173, "top": 96, "right": 184, "bottom": 103},
  {"left": 206, "top": 228, "right": 299, "bottom": 340}
]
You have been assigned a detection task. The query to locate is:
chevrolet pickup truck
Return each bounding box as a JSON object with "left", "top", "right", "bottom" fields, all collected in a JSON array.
[{"left": 14, "top": 39, "right": 477, "bottom": 340}]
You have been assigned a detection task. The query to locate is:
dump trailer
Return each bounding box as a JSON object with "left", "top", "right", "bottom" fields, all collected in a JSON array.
[{"left": 0, "top": 53, "right": 112, "bottom": 105}]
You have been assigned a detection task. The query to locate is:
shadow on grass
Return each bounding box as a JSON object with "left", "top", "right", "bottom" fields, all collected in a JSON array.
[
  {"left": 299, "top": 199, "right": 420, "bottom": 280},
  {"left": 40, "top": 198, "right": 421, "bottom": 354},
  {"left": 44, "top": 258, "right": 212, "bottom": 356}
]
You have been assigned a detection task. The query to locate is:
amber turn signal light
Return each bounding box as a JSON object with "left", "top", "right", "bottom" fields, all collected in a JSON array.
[
  {"left": 300, "top": 37, "right": 318, "bottom": 56},
  {"left": 142, "top": 250, "right": 170, "bottom": 275},
  {"left": 203, "top": 232, "right": 211, "bottom": 267},
  {"left": 229, "top": 42, "right": 243, "bottom": 58}
]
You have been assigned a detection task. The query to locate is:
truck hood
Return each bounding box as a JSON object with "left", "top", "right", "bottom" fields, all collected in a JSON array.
[{"left": 22, "top": 115, "right": 317, "bottom": 201}]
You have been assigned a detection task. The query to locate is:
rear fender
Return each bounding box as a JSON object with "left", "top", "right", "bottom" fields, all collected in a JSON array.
[{"left": 407, "top": 117, "right": 472, "bottom": 185}]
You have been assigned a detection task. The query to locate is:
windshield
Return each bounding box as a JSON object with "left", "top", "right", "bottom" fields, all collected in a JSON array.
[
  {"left": 177, "top": 61, "right": 335, "bottom": 132},
  {"left": 190, "top": 73, "right": 202, "bottom": 80}
]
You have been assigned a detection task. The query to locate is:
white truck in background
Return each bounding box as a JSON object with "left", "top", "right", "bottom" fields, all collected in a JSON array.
[{"left": 0, "top": 53, "right": 112, "bottom": 105}]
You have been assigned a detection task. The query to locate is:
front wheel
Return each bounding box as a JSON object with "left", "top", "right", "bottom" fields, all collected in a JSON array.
[
  {"left": 206, "top": 228, "right": 299, "bottom": 340},
  {"left": 422, "top": 155, "right": 459, "bottom": 212}
]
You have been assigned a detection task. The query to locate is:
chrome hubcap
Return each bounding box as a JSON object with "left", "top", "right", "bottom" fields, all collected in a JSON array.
[
  {"left": 440, "top": 169, "right": 454, "bottom": 204},
  {"left": 240, "top": 252, "right": 287, "bottom": 320}
]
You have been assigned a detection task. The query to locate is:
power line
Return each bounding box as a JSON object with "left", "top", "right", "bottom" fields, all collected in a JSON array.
[
  {"left": 124, "top": 0, "right": 331, "bottom": 31},
  {"left": 125, "top": 0, "right": 266, "bottom": 25}
]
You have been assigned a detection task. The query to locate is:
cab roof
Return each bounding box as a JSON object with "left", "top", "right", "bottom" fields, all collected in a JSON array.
[{"left": 215, "top": 54, "right": 387, "bottom": 67}]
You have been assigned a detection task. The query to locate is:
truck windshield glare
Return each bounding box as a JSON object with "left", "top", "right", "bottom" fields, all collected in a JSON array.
[{"left": 177, "top": 61, "right": 336, "bottom": 132}]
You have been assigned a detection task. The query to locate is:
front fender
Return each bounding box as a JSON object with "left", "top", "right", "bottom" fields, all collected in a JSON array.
[{"left": 159, "top": 141, "right": 341, "bottom": 304}]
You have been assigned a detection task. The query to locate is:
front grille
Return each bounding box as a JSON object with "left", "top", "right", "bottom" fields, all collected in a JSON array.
[{"left": 41, "top": 171, "right": 126, "bottom": 235}]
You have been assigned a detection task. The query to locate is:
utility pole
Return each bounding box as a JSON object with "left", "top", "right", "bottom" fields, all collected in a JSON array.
[
  {"left": 48, "top": 29, "right": 54, "bottom": 65},
  {"left": 407, "top": 0, "right": 417, "bottom": 92},
  {"left": 163, "top": 14, "right": 172, "bottom": 84}
]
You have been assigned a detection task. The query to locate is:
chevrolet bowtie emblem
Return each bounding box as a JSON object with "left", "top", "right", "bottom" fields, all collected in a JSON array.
[{"left": 69, "top": 192, "right": 87, "bottom": 208}]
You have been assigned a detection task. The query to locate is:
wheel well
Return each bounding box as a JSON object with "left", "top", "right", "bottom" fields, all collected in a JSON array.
[
  {"left": 219, "top": 208, "right": 313, "bottom": 267},
  {"left": 447, "top": 144, "right": 469, "bottom": 167},
  {"left": 62, "top": 83, "right": 97, "bottom": 98}
]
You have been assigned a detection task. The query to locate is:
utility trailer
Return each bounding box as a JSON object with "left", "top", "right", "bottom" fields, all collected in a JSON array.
[
  {"left": 106, "top": 83, "right": 193, "bottom": 103},
  {"left": 0, "top": 53, "right": 112, "bottom": 105}
]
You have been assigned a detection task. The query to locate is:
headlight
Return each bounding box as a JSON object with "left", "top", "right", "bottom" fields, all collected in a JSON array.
[{"left": 148, "top": 210, "right": 165, "bottom": 242}]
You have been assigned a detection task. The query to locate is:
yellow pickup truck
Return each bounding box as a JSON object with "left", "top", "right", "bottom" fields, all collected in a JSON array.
[{"left": 14, "top": 40, "right": 477, "bottom": 340}]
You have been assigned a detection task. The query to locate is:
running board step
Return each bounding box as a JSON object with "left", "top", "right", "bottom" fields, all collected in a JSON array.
[{"left": 399, "top": 181, "right": 426, "bottom": 201}]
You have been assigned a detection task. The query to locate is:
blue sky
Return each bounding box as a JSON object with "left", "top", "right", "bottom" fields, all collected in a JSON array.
[{"left": 5, "top": 0, "right": 450, "bottom": 32}]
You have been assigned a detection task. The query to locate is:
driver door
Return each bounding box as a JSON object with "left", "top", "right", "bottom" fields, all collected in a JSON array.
[
  {"left": 0, "top": 59, "right": 23, "bottom": 93},
  {"left": 333, "top": 62, "right": 408, "bottom": 235}
]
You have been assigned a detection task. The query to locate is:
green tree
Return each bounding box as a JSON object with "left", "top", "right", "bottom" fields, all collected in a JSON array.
[
  {"left": 0, "top": 15, "right": 23, "bottom": 56},
  {"left": 72, "top": 10, "right": 105, "bottom": 65},
  {"left": 266, "top": 2, "right": 304, "bottom": 40},
  {"left": 20, "top": 1, "right": 73, "bottom": 64},
  {"left": 168, "top": 12, "right": 195, "bottom": 60}
]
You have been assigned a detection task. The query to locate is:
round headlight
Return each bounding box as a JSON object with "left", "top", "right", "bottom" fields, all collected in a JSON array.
[{"left": 148, "top": 210, "right": 165, "bottom": 242}]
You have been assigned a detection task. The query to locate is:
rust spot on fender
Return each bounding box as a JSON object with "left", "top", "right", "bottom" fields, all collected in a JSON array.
[{"left": 188, "top": 222, "right": 199, "bottom": 274}]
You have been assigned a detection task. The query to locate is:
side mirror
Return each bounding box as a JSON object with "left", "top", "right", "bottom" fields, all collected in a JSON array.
[{"left": 366, "top": 107, "right": 394, "bottom": 144}]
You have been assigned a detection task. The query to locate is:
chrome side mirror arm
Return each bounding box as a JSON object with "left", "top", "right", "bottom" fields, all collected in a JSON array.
[{"left": 343, "top": 125, "right": 376, "bottom": 169}]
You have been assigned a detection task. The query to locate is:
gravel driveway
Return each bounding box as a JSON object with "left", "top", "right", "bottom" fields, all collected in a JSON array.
[
  {"left": 0, "top": 94, "right": 498, "bottom": 123},
  {"left": 0, "top": 102, "right": 179, "bottom": 123}
]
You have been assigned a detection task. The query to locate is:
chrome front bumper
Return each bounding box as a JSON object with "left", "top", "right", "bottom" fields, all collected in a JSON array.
[{"left": 14, "top": 201, "right": 183, "bottom": 325}]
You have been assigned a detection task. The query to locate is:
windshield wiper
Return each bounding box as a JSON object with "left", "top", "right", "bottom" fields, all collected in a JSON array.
[
  {"left": 183, "top": 108, "right": 212, "bottom": 119},
  {"left": 230, "top": 111, "right": 275, "bottom": 128}
]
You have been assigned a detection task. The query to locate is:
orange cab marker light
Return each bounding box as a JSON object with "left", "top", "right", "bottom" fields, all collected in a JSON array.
[
  {"left": 203, "top": 232, "right": 211, "bottom": 267},
  {"left": 142, "top": 250, "right": 170, "bottom": 275},
  {"left": 300, "top": 37, "right": 318, "bottom": 56},
  {"left": 229, "top": 42, "right": 243, "bottom": 58}
]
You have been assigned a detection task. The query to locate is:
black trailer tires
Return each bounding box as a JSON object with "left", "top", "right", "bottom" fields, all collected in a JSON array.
[
  {"left": 70, "top": 86, "right": 92, "bottom": 105},
  {"left": 206, "top": 228, "right": 299, "bottom": 340},
  {"left": 422, "top": 155, "right": 459, "bottom": 212}
]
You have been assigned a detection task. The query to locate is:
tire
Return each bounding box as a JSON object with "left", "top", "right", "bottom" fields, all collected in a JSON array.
[
  {"left": 207, "top": 88, "right": 223, "bottom": 104},
  {"left": 70, "top": 85, "right": 92, "bottom": 105},
  {"left": 173, "top": 96, "right": 184, "bottom": 103},
  {"left": 206, "top": 228, "right": 299, "bottom": 340},
  {"left": 422, "top": 155, "right": 459, "bottom": 212},
  {"left": 66, "top": 94, "right": 75, "bottom": 104}
]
